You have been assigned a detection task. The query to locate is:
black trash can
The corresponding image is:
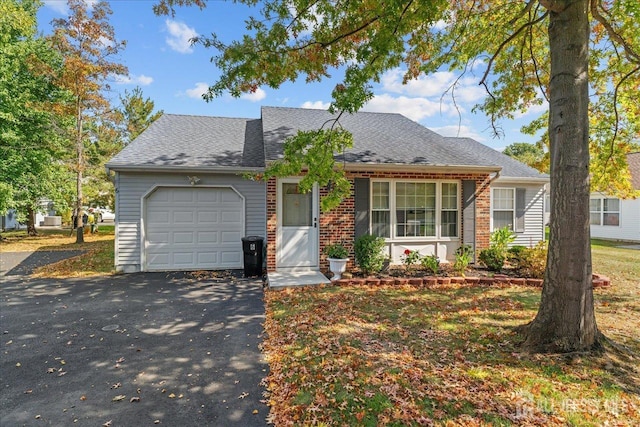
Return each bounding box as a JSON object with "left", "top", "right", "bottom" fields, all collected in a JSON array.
[{"left": 241, "top": 236, "right": 264, "bottom": 278}]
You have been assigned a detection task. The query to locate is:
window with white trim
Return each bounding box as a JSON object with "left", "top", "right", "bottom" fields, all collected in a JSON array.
[
  {"left": 590, "top": 197, "right": 620, "bottom": 226},
  {"left": 441, "top": 183, "right": 458, "bottom": 237},
  {"left": 492, "top": 188, "right": 515, "bottom": 230},
  {"left": 371, "top": 182, "right": 390, "bottom": 237},
  {"left": 370, "top": 181, "right": 458, "bottom": 239}
]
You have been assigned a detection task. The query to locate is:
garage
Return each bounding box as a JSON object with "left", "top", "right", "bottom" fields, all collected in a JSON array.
[{"left": 144, "top": 186, "right": 244, "bottom": 271}]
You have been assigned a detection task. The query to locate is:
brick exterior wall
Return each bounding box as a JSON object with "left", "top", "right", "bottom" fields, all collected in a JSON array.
[{"left": 265, "top": 171, "right": 492, "bottom": 272}]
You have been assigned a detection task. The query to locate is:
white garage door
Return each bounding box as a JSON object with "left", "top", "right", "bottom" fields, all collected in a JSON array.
[{"left": 144, "top": 187, "right": 244, "bottom": 271}]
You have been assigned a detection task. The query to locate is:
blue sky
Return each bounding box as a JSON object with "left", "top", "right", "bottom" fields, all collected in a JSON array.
[{"left": 38, "top": 1, "right": 545, "bottom": 151}]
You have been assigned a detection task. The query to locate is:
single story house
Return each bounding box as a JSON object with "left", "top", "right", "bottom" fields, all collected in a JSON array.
[
  {"left": 105, "top": 106, "right": 549, "bottom": 274},
  {"left": 589, "top": 152, "right": 640, "bottom": 243}
]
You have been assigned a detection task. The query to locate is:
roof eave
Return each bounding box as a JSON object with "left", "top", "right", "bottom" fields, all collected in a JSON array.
[
  {"left": 342, "top": 162, "right": 502, "bottom": 174},
  {"left": 494, "top": 176, "right": 550, "bottom": 184},
  {"left": 105, "top": 163, "right": 265, "bottom": 174}
]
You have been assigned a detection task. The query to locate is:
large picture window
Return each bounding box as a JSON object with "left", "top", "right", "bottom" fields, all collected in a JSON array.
[
  {"left": 590, "top": 197, "right": 620, "bottom": 226},
  {"left": 371, "top": 181, "right": 458, "bottom": 239}
]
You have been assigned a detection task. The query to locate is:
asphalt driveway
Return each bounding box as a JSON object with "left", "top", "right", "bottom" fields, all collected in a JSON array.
[{"left": 0, "top": 271, "right": 269, "bottom": 426}]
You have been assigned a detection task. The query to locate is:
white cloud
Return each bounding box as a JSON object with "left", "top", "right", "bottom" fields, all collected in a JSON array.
[
  {"left": 185, "top": 82, "right": 209, "bottom": 99},
  {"left": 114, "top": 74, "right": 154, "bottom": 86},
  {"left": 165, "top": 20, "right": 198, "bottom": 54},
  {"left": 429, "top": 124, "right": 486, "bottom": 142},
  {"left": 380, "top": 68, "right": 486, "bottom": 105},
  {"left": 300, "top": 100, "right": 330, "bottom": 110},
  {"left": 44, "top": 0, "right": 98, "bottom": 15},
  {"left": 514, "top": 99, "right": 548, "bottom": 119},
  {"left": 44, "top": 0, "right": 68, "bottom": 14},
  {"left": 363, "top": 93, "right": 452, "bottom": 122},
  {"left": 241, "top": 88, "right": 267, "bottom": 102},
  {"left": 381, "top": 69, "right": 455, "bottom": 97}
]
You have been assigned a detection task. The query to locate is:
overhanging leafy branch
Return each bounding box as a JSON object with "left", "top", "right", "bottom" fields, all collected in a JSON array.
[{"left": 262, "top": 126, "right": 353, "bottom": 212}]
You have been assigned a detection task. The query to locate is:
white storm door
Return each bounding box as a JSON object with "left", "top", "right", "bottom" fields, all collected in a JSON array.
[{"left": 277, "top": 179, "right": 319, "bottom": 269}]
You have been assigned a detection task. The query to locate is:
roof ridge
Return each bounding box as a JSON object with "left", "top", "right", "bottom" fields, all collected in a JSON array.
[
  {"left": 162, "top": 113, "right": 256, "bottom": 120},
  {"left": 261, "top": 105, "right": 404, "bottom": 117}
]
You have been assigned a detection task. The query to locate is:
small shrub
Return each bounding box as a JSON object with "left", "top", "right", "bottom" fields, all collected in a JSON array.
[
  {"left": 324, "top": 243, "right": 348, "bottom": 259},
  {"left": 514, "top": 241, "right": 547, "bottom": 278},
  {"left": 420, "top": 254, "right": 440, "bottom": 275},
  {"left": 490, "top": 226, "right": 516, "bottom": 254},
  {"left": 507, "top": 245, "right": 527, "bottom": 263},
  {"left": 479, "top": 247, "right": 506, "bottom": 272},
  {"left": 402, "top": 249, "right": 421, "bottom": 271},
  {"left": 354, "top": 234, "right": 386, "bottom": 275},
  {"left": 453, "top": 245, "right": 473, "bottom": 276}
]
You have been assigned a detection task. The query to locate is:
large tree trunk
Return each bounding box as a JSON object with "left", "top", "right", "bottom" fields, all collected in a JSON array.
[{"left": 522, "top": 0, "right": 598, "bottom": 352}]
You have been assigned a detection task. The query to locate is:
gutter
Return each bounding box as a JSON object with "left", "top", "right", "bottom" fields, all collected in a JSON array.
[
  {"left": 104, "top": 164, "right": 266, "bottom": 174},
  {"left": 341, "top": 163, "right": 502, "bottom": 174},
  {"left": 493, "top": 175, "right": 550, "bottom": 184}
]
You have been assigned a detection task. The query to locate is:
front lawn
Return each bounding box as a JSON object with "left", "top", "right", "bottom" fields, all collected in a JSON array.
[
  {"left": 1, "top": 227, "right": 115, "bottom": 277},
  {"left": 263, "top": 242, "right": 640, "bottom": 425}
]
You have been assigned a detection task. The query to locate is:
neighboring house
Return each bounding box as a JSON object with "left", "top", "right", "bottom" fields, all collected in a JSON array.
[
  {"left": 1, "top": 209, "right": 19, "bottom": 231},
  {"left": 105, "top": 106, "right": 548, "bottom": 274},
  {"left": 1, "top": 200, "right": 56, "bottom": 231},
  {"left": 589, "top": 152, "right": 640, "bottom": 243}
]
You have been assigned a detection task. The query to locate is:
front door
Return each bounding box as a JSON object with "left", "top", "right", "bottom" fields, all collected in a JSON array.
[{"left": 277, "top": 179, "right": 319, "bottom": 270}]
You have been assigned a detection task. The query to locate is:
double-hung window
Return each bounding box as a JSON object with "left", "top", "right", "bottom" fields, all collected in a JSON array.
[
  {"left": 371, "top": 181, "right": 458, "bottom": 239},
  {"left": 441, "top": 183, "right": 458, "bottom": 237},
  {"left": 371, "top": 182, "right": 391, "bottom": 237},
  {"left": 492, "top": 188, "right": 515, "bottom": 230},
  {"left": 590, "top": 197, "right": 620, "bottom": 226}
]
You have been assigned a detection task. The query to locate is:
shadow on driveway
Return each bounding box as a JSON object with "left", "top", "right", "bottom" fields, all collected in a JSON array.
[
  {"left": 0, "top": 271, "right": 269, "bottom": 426},
  {"left": 1, "top": 250, "right": 85, "bottom": 276}
]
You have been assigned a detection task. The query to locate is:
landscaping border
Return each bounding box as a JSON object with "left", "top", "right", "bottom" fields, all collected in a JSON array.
[{"left": 333, "top": 274, "right": 611, "bottom": 288}]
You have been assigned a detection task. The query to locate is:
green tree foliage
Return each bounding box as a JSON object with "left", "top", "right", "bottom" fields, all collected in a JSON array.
[
  {"left": 119, "top": 86, "right": 163, "bottom": 144},
  {"left": 49, "top": 0, "right": 127, "bottom": 241},
  {"left": 263, "top": 127, "right": 353, "bottom": 212},
  {"left": 155, "top": 1, "right": 639, "bottom": 352},
  {"left": 0, "top": 0, "right": 73, "bottom": 235},
  {"left": 503, "top": 142, "right": 548, "bottom": 173}
]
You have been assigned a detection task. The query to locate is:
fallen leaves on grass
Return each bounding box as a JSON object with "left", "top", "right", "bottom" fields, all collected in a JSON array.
[{"left": 262, "top": 283, "right": 640, "bottom": 426}]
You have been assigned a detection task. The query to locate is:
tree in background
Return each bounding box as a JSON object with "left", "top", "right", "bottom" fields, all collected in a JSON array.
[
  {"left": 155, "top": 0, "right": 639, "bottom": 353},
  {"left": 119, "top": 86, "right": 164, "bottom": 144},
  {"left": 0, "top": 0, "right": 73, "bottom": 236},
  {"left": 49, "top": 0, "right": 127, "bottom": 242},
  {"left": 503, "top": 142, "right": 548, "bottom": 173}
]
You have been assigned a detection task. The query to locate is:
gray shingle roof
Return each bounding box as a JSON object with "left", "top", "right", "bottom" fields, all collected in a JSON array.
[
  {"left": 261, "top": 106, "right": 498, "bottom": 168},
  {"left": 106, "top": 114, "right": 264, "bottom": 170},
  {"left": 445, "top": 137, "right": 549, "bottom": 179},
  {"left": 106, "top": 107, "right": 548, "bottom": 181}
]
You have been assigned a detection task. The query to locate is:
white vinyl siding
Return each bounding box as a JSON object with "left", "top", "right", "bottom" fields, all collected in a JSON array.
[
  {"left": 490, "top": 182, "right": 546, "bottom": 247},
  {"left": 589, "top": 193, "right": 640, "bottom": 242},
  {"left": 114, "top": 172, "right": 266, "bottom": 273}
]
